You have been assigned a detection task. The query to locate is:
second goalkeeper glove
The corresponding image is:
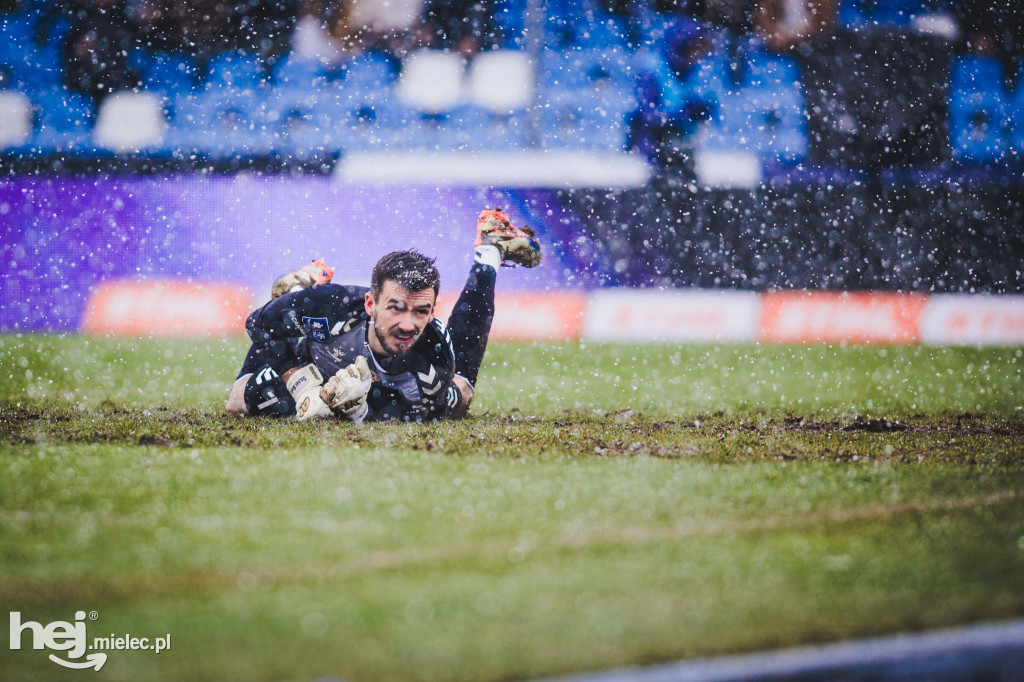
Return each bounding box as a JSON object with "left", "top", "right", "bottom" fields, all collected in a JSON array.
[
  {"left": 321, "top": 356, "right": 372, "bottom": 423},
  {"left": 286, "top": 364, "right": 333, "bottom": 421}
]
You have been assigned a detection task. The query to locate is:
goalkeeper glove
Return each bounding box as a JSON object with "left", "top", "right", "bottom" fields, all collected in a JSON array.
[
  {"left": 321, "top": 356, "right": 372, "bottom": 423},
  {"left": 286, "top": 364, "right": 333, "bottom": 421},
  {"left": 271, "top": 258, "right": 335, "bottom": 299}
]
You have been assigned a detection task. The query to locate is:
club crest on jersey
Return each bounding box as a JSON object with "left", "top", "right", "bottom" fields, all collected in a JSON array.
[{"left": 301, "top": 316, "right": 331, "bottom": 342}]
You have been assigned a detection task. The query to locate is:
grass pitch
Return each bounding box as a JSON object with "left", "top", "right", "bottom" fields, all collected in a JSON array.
[{"left": 1, "top": 334, "right": 1023, "bottom": 681}]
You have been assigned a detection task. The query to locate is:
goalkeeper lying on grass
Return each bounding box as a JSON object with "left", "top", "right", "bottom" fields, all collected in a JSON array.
[{"left": 225, "top": 208, "right": 541, "bottom": 423}]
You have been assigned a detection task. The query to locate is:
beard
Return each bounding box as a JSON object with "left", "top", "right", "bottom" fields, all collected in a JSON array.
[{"left": 372, "top": 321, "right": 417, "bottom": 358}]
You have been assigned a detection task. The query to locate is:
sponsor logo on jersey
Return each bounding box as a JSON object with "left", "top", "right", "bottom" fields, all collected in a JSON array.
[
  {"left": 417, "top": 365, "right": 443, "bottom": 396},
  {"left": 301, "top": 316, "right": 331, "bottom": 342}
]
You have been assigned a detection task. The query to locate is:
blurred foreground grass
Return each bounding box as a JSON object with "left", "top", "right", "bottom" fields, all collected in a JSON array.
[{"left": 1, "top": 334, "right": 1023, "bottom": 681}]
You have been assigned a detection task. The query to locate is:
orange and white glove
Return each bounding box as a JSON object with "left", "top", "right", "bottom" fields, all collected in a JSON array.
[{"left": 271, "top": 258, "right": 335, "bottom": 299}]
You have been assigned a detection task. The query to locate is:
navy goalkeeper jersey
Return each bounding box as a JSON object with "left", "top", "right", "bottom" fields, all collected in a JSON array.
[{"left": 245, "top": 284, "right": 460, "bottom": 422}]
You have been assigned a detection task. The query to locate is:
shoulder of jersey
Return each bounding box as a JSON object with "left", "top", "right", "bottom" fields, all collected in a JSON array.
[
  {"left": 427, "top": 317, "right": 456, "bottom": 367},
  {"left": 311, "top": 284, "right": 368, "bottom": 315}
]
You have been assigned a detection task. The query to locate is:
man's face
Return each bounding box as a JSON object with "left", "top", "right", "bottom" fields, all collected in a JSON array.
[{"left": 365, "top": 281, "right": 436, "bottom": 357}]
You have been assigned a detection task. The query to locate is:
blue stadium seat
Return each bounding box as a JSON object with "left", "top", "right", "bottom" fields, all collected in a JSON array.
[
  {"left": 743, "top": 53, "right": 801, "bottom": 90},
  {"left": 838, "top": 0, "right": 870, "bottom": 27},
  {"left": 572, "top": 12, "right": 629, "bottom": 50},
  {"left": 406, "top": 105, "right": 532, "bottom": 152},
  {"left": 707, "top": 87, "right": 808, "bottom": 162},
  {"left": 143, "top": 51, "right": 199, "bottom": 95},
  {"left": 540, "top": 88, "right": 631, "bottom": 152},
  {"left": 1010, "top": 78, "right": 1024, "bottom": 155},
  {"left": 689, "top": 56, "right": 731, "bottom": 95},
  {"left": 204, "top": 51, "right": 268, "bottom": 91},
  {"left": 402, "top": 105, "right": 488, "bottom": 152},
  {"left": 0, "top": 89, "right": 33, "bottom": 150},
  {"left": 1010, "top": 97, "right": 1024, "bottom": 156},
  {"left": 541, "top": 47, "right": 631, "bottom": 90},
  {"left": 493, "top": 0, "right": 526, "bottom": 48},
  {"left": 162, "top": 92, "right": 207, "bottom": 155},
  {"left": 201, "top": 88, "right": 275, "bottom": 156},
  {"left": 949, "top": 90, "right": 1009, "bottom": 163},
  {"left": 264, "top": 89, "right": 348, "bottom": 160},
  {"left": 336, "top": 51, "right": 397, "bottom": 92},
  {"left": 313, "top": 86, "right": 412, "bottom": 152},
  {"left": 637, "top": 11, "right": 678, "bottom": 46},
  {"left": 0, "top": 9, "right": 37, "bottom": 55},
  {"left": 952, "top": 57, "right": 1004, "bottom": 94},
  {"left": 165, "top": 88, "right": 274, "bottom": 157},
  {"left": 272, "top": 53, "right": 328, "bottom": 91},
  {"left": 31, "top": 90, "right": 96, "bottom": 153},
  {"left": 1, "top": 45, "right": 62, "bottom": 94},
  {"left": 472, "top": 109, "right": 531, "bottom": 150},
  {"left": 870, "top": 0, "right": 920, "bottom": 24}
]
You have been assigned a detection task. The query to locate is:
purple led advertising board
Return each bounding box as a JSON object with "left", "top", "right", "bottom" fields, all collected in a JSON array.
[{"left": 1, "top": 177, "right": 606, "bottom": 332}]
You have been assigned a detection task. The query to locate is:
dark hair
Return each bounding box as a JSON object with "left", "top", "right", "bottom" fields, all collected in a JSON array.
[{"left": 370, "top": 250, "right": 441, "bottom": 299}]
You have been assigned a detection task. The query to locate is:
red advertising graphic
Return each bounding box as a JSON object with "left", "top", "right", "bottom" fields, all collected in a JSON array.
[
  {"left": 82, "top": 280, "right": 253, "bottom": 337},
  {"left": 758, "top": 291, "right": 928, "bottom": 344},
  {"left": 436, "top": 291, "right": 585, "bottom": 342}
]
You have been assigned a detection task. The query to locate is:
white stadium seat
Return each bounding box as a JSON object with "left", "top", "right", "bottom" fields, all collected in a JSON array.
[
  {"left": 397, "top": 49, "right": 465, "bottom": 114},
  {"left": 0, "top": 90, "right": 32, "bottom": 148},
  {"left": 467, "top": 50, "right": 535, "bottom": 114},
  {"left": 93, "top": 91, "right": 168, "bottom": 153}
]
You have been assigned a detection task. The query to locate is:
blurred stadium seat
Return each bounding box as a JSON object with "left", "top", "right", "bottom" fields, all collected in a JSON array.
[
  {"left": 743, "top": 53, "right": 801, "bottom": 90},
  {"left": 467, "top": 50, "right": 534, "bottom": 115},
  {"left": 492, "top": 0, "right": 526, "bottom": 47},
  {"left": 0, "top": 89, "right": 32, "bottom": 149},
  {"left": 316, "top": 86, "right": 413, "bottom": 152},
  {"left": 204, "top": 51, "right": 268, "bottom": 91},
  {"left": 32, "top": 90, "right": 95, "bottom": 153},
  {"left": 1, "top": 46, "right": 62, "bottom": 94},
  {"left": 407, "top": 104, "right": 490, "bottom": 152},
  {"left": 871, "top": 0, "right": 922, "bottom": 24},
  {"left": 473, "top": 108, "right": 531, "bottom": 149},
  {"left": 838, "top": 0, "right": 870, "bottom": 27},
  {"left": 190, "top": 87, "right": 275, "bottom": 157},
  {"left": 0, "top": 0, "right": 1003, "bottom": 167},
  {"left": 541, "top": 47, "right": 631, "bottom": 90},
  {"left": 142, "top": 51, "right": 199, "bottom": 96},
  {"left": 573, "top": 13, "right": 628, "bottom": 51},
  {"left": 272, "top": 53, "right": 328, "bottom": 91},
  {"left": 950, "top": 89, "right": 1010, "bottom": 163},
  {"left": 705, "top": 87, "right": 808, "bottom": 163},
  {"left": 952, "top": 57, "right": 1005, "bottom": 93},
  {"left": 397, "top": 49, "right": 465, "bottom": 115},
  {"left": 265, "top": 88, "right": 326, "bottom": 159},
  {"left": 93, "top": 91, "right": 168, "bottom": 153},
  {"left": 1011, "top": 80, "right": 1024, "bottom": 155},
  {"left": 949, "top": 56, "right": 1012, "bottom": 163},
  {"left": 541, "top": 88, "right": 631, "bottom": 152},
  {"left": 0, "top": 7, "right": 36, "bottom": 51},
  {"left": 740, "top": 88, "right": 808, "bottom": 162},
  {"left": 337, "top": 51, "right": 398, "bottom": 92}
]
